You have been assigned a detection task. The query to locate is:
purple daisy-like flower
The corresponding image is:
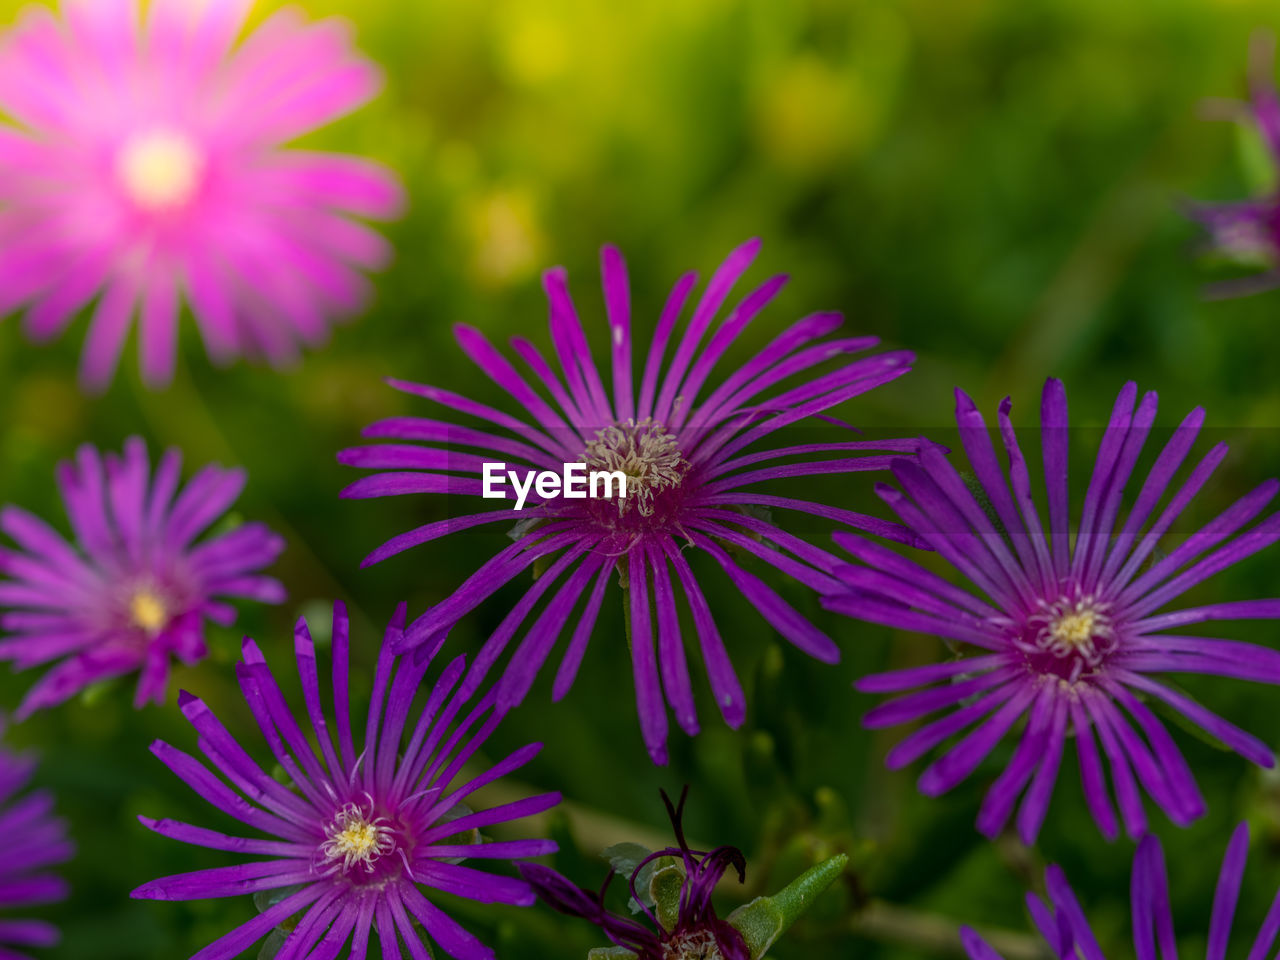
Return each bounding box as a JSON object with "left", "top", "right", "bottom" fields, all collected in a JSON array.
[
  {"left": 132, "top": 601, "right": 560, "bottom": 960},
  {"left": 823, "top": 378, "right": 1280, "bottom": 842},
  {"left": 1188, "top": 33, "right": 1280, "bottom": 298},
  {"left": 0, "top": 0, "right": 404, "bottom": 389},
  {"left": 0, "top": 732, "right": 74, "bottom": 960},
  {"left": 519, "top": 787, "right": 748, "bottom": 960},
  {"left": 340, "top": 240, "right": 917, "bottom": 763},
  {"left": 961, "top": 823, "right": 1277, "bottom": 960},
  {"left": 0, "top": 436, "right": 285, "bottom": 717}
]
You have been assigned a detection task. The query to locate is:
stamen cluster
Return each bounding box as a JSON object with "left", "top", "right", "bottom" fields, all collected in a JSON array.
[
  {"left": 582, "top": 417, "right": 690, "bottom": 518},
  {"left": 318, "top": 801, "right": 399, "bottom": 876}
]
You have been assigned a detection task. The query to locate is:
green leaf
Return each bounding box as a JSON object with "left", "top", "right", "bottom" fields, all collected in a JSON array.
[
  {"left": 79, "top": 676, "right": 121, "bottom": 707},
  {"left": 601, "top": 842, "right": 651, "bottom": 878},
  {"left": 1235, "top": 117, "right": 1278, "bottom": 195},
  {"left": 296, "top": 600, "right": 335, "bottom": 647},
  {"left": 726, "top": 854, "right": 848, "bottom": 959},
  {"left": 209, "top": 510, "right": 245, "bottom": 539},
  {"left": 601, "top": 842, "right": 657, "bottom": 914}
]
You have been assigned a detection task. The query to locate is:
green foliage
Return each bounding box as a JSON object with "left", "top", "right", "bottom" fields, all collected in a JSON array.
[
  {"left": 0, "top": 0, "right": 1279, "bottom": 958},
  {"left": 728, "top": 855, "right": 850, "bottom": 959}
]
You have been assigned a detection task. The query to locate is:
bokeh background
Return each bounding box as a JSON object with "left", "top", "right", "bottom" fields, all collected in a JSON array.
[{"left": 2, "top": 0, "right": 1280, "bottom": 956}]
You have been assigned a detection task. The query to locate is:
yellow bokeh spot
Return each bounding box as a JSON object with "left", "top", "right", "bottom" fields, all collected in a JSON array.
[
  {"left": 129, "top": 590, "right": 169, "bottom": 634},
  {"left": 499, "top": 9, "right": 569, "bottom": 86},
  {"left": 466, "top": 188, "right": 544, "bottom": 287},
  {"left": 755, "top": 55, "right": 872, "bottom": 172},
  {"left": 116, "top": 129, "right": 204, "bottom": 212}
]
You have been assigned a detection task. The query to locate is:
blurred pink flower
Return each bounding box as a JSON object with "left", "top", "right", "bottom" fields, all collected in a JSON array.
[{"left": 0, "top": 0, "right": 405, "bottom": 390}]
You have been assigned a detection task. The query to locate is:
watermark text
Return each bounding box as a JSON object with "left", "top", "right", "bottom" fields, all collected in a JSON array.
[{"left": 482, "top": 463, "right": 627, "bottom": 510}]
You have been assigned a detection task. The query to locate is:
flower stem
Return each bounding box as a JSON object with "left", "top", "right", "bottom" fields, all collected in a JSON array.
[{"left": 851, "top": 900, "right": 1047, "bottom": 960}]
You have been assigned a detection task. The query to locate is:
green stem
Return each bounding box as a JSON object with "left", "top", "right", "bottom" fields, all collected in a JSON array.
[
  {"left": 852, "top": 899, "right": 1046, "bottom": 960},
  {"left": 621, "top": 583, "right": 632, "bottom": 652}
]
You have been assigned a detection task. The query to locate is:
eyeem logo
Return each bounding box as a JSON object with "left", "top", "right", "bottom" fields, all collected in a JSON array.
[{"left": 483, "top": 463, "right": 627, "bottom": 511}]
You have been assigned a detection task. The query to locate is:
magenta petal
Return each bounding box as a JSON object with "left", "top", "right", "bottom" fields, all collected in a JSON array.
[
  {"left": 340, "top": 240, "right": 917, "bottom": 768},
  {"left": 137, "top": 606, "right": 559, "bottom": 959}
]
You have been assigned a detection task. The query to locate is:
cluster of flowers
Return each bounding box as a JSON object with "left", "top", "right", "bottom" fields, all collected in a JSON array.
[{"left": 0, "top": 0, "right": 1277, "bottom": 958}]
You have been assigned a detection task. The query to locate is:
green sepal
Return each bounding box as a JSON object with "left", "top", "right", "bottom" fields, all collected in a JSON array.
[
  {"left": 587, "top": 948, "right": 636, "bottom": 960},
  {"left": 252, "top": 883, "right": 307, "bottom": 959},
  {"left": 726, "top": 853, "right": 848, "bottom": 959},
  {"left": 961, "top": 470, "right": 1011, "bottom": 544},
  {"left": 257, "top": 928, "right": 286, "bottom": 960},
  {"left": 649, "top": 858, "right": 684, "bottom": 932},
  {"left": 252, "top": 883, "right": 306, "bottom": 924}
]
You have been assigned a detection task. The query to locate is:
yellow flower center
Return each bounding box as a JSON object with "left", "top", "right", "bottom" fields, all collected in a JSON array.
[
  {"left": 116, "top": 129, "right": 204, "bottom": 212},
  {"left": 128, "top": 590, "right": 169, "bottom": 634},
  {"left": 319, "top": 803, "right": 397, "bottom": 874},
  {"left": 335, "top": 821, "right": 378, "bottom": 855},
  {"left": 1048, "top": 610, "right": 1097, "bottom": 649},
  {"left": 1026, "top": 593, "right": 1116, "bottom": 677}
]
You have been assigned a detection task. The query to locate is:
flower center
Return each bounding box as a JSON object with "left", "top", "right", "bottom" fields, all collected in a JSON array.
[
  {"left": 582, "top": 418, "right": 689, "bottom": 518},
  {"left": 116, "top": 129, "right": 204, "bottom": 212},
  {"left": 319, "top": 803, "right": 397, "bottom": 875},
  {"left": 662, "top": 930, "right": 725, "bottom": 960},
  {"left": 128, "top": 589, "right": 170, "bottom": 635},
  {"left": 1024, "top": 593, "right": 1116, "bottom": 679},
  {"left": 1050, "top": 610, "right": 1097, "bottom": 647}
]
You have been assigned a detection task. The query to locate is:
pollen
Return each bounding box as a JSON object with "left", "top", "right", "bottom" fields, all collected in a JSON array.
[
  {"left": 128, "top": 590, "right": 169, "bottom": 634},
  {"left": 1026, "top": 593, "right": 1116, "bottom": 674},
  {"left": 319, "top": 803, "right": 396, "bottom": 874},
  {"left": 583, "top": 417, "right": 689, "bottom": 518},
  {"left": 116, "top": 129, "right": 204, "bottom": 212},
  {"left": 1049, "top": 610, "right": 1098, "bottom": 648}
]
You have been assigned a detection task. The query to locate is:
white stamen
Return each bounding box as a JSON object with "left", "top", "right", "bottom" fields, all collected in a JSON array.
[
  {"left": 318, "top": 802, "right": 396, "bottom": 874},
  {"left": 582, "top": 417, "right": 688, "bottom": 518},
  {"left": 1025, "top": 593, "right": 1116, "bottom": 671},
  {"left": 662, "top": 929, "right": 725, "bottom": 960}
]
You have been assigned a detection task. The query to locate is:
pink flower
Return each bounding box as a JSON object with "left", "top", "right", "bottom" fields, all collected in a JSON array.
[{"left": 0, "top": 0, "right": 405, "bottom": 390}]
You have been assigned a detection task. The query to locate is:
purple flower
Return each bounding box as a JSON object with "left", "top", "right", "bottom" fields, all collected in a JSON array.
[
  {"left": 340, "top": 240, "right": 917, "bottom": 763},
  {"left": 519, "top": 787, "right": 748, "bottom": 960},
  {"left": 0, "top": 437, "right": 285, "bottom": 717},
  {"left": 1188, "top": 33, "right": 1280, "bottom": 298},
  {"left": 0, "top": 0, "right": 404, "bottom": 390},
  {"left": 132, "top": 601, "right": 560, "bottom": 960},
  {"left": 0, "top": 732, "right": 73, "bottom": 960},
  {"left": 961, "top": 823, "right": 1276, "bottom": 960},
  {"left": 823, "top": 379, "right": 1280, "bottom": 842}
]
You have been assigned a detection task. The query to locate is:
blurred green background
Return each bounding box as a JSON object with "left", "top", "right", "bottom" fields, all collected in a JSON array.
[{"left": 3, "top": 0, "right": 1280, "bottom": 956}]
